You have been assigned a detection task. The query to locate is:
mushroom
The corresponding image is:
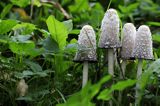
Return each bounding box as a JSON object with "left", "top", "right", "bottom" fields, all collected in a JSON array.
[
  {"left": 98, "top": 8, "right": 121, "bottom": 76},
  {"left": 121, "top": 23, "right": 136, "bottom": 77},
  {"left": 17, "top": 79, "right": 28, "bottom": 96},
  {"left": 133, "top": 25, "right": 153, "bottom": 78},
  {"left": 74, "top": 25, "right": 97, "bottom": 88},
  {"left": 132, "top": 25, "right": 153, "bottom": 105}
]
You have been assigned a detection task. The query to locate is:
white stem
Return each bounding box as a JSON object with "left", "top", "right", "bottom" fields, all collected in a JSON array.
[
  {"left": 121, "top": 60, "right": 126, "bottom": 78},
  {"left": 108, "top": 49, "right": 114, "bottom": 76},
  {"left": 135, "top": 59, "right": 143, "bottom": 106},
  {"left": 137, "top": 59, "right": 143, "bottom": 78},
  {"left": 108, "top": 49, "right": 114, "bottom": 106},
  {"left": 82, "top": 61, "right": 88, "bottom": 88}
]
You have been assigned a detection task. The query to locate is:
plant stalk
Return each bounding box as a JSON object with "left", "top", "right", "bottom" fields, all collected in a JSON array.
[
  {"left": 82, "top": 61, "right": 88, "bottom": 88},
  {"left": 135, "top": 59, "right": 143, "bottom": 106},
  {"left": 118, "top": 60, "right": 126, "bottom": 105}
]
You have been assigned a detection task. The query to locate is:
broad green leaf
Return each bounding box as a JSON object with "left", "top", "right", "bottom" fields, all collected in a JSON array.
[
  {"left": 11, "top": 0, "right": 30, "bottom": 7},
  {"left": 43, "top": 37, "right": 59, "bottom": 53},
  {"left": 0, "top": 19, "right": 18, "bottom": 34},
  {"left": 111, "top": 79, "right": 136, "bottom": 91},
  {"left": 63, "top": 20, "right": 73, "bottom": 32},
  {"left": 0, "top": 4, "right": 13, "bottom": 19},
  {"left": 46, "top": 15, "right": 68, "bottom": 50},
  {"left": 12, "top": 23, "right": 36, "bottom": 35},
  {"left": 9, "top": 41, "right": 35, "bottom": 55}
]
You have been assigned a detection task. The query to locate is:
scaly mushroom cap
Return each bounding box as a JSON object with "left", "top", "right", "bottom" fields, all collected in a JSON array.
[
  {"left": 132, "top": 25, "right": 153, "bottom": 60},
  {"left": 74, "top": 25, "right": 97, "bottom": 62},
  {"left": 121, "top": 23, "right": 136, "bottom": 59},
  {"left": 98, "top": 8, "right": 121, "bottom": 48}
]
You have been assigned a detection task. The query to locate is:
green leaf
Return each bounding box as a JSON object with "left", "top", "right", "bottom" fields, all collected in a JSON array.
[
  {"left": 63, "top": 20, "right": 73, "bottom": 33},
  {"left": 97, "top": 89, "right": 112, "bottom": 101},
  {"left": 139, "top": 59, "right": 160, "bottom": 90},
  {"left": 111, "top": 79, "right": 136, "bottom": 91},
  {"left": 69, "top": 0, "right": 90, "bottom": 13},
  {"left": 89, "top": 3, "right": 104, "bottom": 27},
  {"left": 69, "top": 29, "right": 80, "bottom": 34},
  {"left": 147, "top": 22, "right": 160, "bottom": 26},
  {"left": 12, "top": 23, "right": 36, "bottom": 35},
  {"left": 25, "top": 60, "right": 43, "bottom": 72},
  {"left": 0, "top": 4, "right": 13, "bottom": 19},
  {"left": 119, "top": 3, "right": 139, "bottom": 14},
  {"left": 46, "top": 15, "right": 68, "bottom": 50},
  {"left": 9, "top": 41, "right": 35, "bottom": 55},
  {"left": 57, "top": 75, "right": 111, "bottom": 106},
  {"left": 0, "top": 19, "right": 18, "bottom": 34},
  {"left": 43, "top": 37, "right": 59, "bottom": 53},
  {"left": 11, "top": 0, "right": 30, "bottom": 7},
  {"left": 153, "top": 34, "right": 160, "bottom": 43},
  {"left": 33, "top": 0, "right": 41, "bottom": 7}
]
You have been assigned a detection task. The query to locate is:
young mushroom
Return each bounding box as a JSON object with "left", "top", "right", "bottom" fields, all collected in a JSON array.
[
  {"left": 121, "top": 23, "right": 136, "bottom": 77},
  {"left": 74, "top": 25, "right": 97, "bottom": 88},
  {"left": 132, "top": 25, "right": 153, "bottom": 105},
  {"left": 17, "top": 79, "right": 28, "bottom": 96},
  {"left": 98, "top": 8, "right": 121, "bottom": 76}
]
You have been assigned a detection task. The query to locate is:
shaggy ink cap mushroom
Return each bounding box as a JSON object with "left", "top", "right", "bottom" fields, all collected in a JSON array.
[
  {"left": 121, "top": 23, "right": 136, "bottom": 59},
  {"left": 74, "top": 25, "right": 97, "bottom": 62},
  {"left": 132, "top": 25, "right": 153, "bottom": 60},
  {"left": 98, "top": 8, "right": 121, "bottom": 48}
]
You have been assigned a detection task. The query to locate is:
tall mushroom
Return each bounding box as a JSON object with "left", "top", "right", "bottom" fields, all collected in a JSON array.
[
  {"left": 98, "top": 8, "right": 121, "bottom": 76},
  {"left": 118, "top": 23, "right": 136, "bottom": 104},
  {"left": 74, "top": 25, "right": 97, "bottom": 88},
  {"left": 121, "top": 23, "right": 136, "bottom": 77},
  {"left": 132, "top": 25, "right": 153, "bottom": 105}
]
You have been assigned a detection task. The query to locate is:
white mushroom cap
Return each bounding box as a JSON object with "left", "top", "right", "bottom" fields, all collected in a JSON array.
[
  {"left": 121, "top": 23, "right": 136, "bottom": 59},
  {"left": 98, "top": 8, "right": 121, "bottom": 48},
  {"left": 132, "top": 25, "right": 153, "bottom": 60},
  {"left": 74, "top": 25, "right": 97, "bottom": 62}
]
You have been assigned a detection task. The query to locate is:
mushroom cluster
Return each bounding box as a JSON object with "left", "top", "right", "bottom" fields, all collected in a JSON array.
[{"left": 74, "top": 8, "right": 154, "bottom": 90}]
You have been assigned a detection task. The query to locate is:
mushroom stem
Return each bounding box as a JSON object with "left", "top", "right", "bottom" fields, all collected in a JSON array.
[
  {"left": 135, "top": 59, "right": 143, "bottom": 105},
  {"left": 108, "top": 49, "right": 114, "bottom": 76},
  {"left": 82, "top": 61, "right": 88, "bottom": 88},
  {"left": 121, "top": 60, "right": 126, "bottom": 78},
  {"left": 137, "top": 59, "right": 143, "bottom": 78}
]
